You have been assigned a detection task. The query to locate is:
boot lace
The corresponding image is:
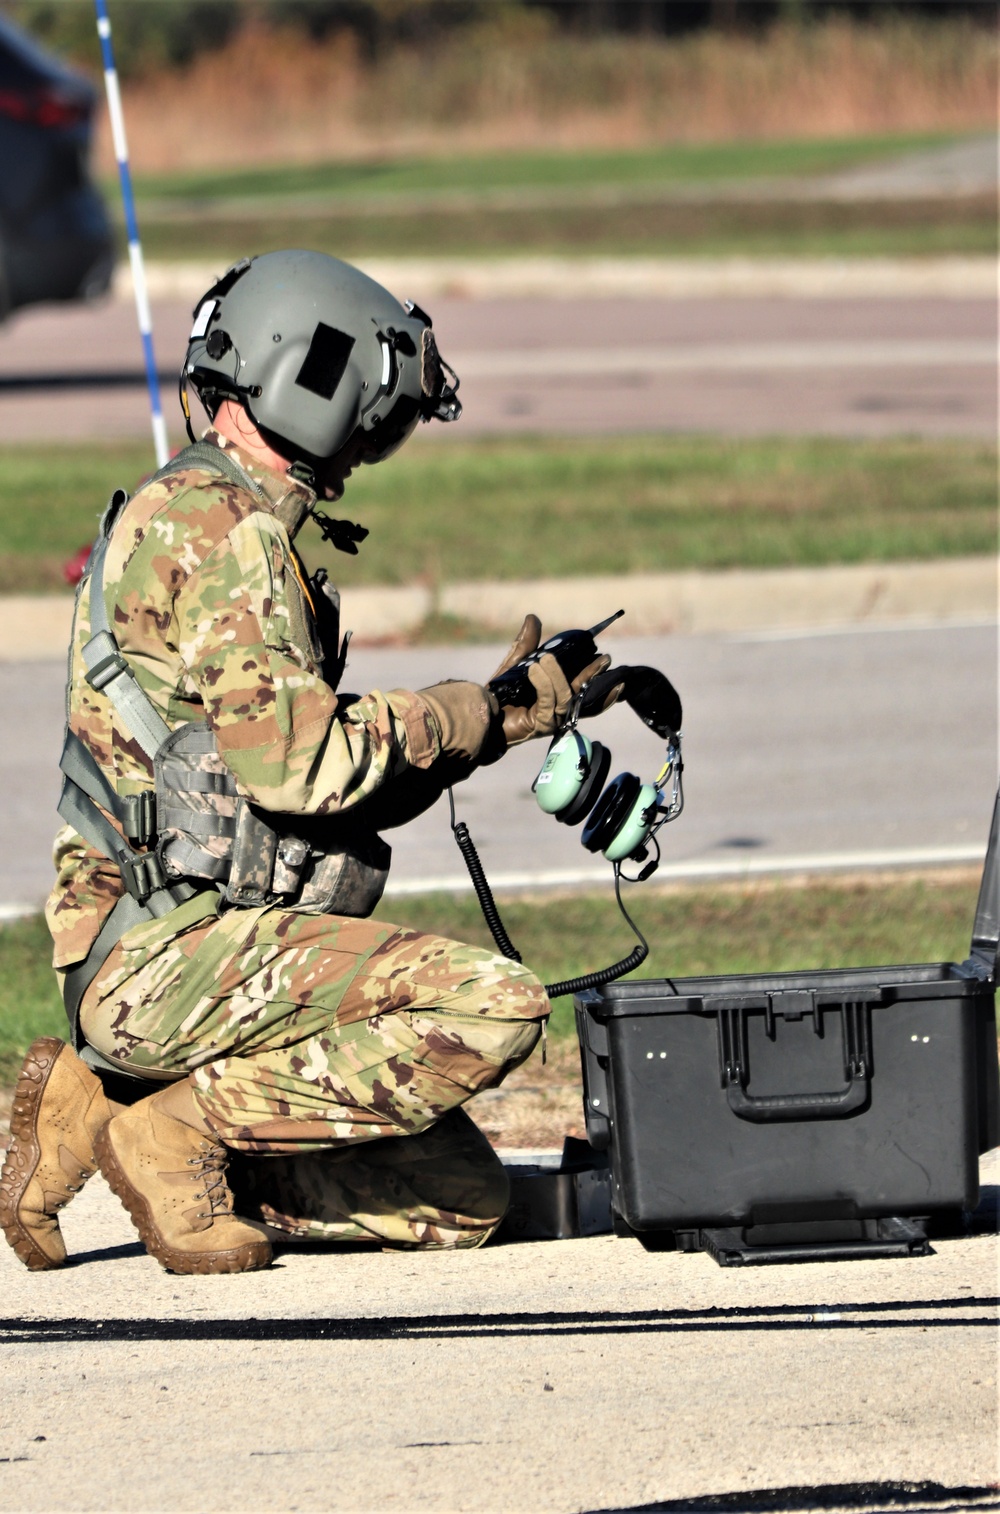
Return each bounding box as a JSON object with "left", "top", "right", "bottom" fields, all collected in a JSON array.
[
  {"left": 53, "top": 1167, "right": 90, "bottom": 1209},
  {"left": 187, "top": 1142, "right": 235, "bottom": 1221}
]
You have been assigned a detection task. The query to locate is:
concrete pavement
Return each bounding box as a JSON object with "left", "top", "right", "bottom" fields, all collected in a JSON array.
[
  {"left": 1, "top": 557, "right": 994, "bottom": 661},
  {"left": 0, "top": 1153, "right": 996, "bottom": 1513}
]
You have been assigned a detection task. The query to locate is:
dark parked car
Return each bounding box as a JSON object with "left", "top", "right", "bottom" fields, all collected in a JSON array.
[{"left": 0, "top": 12, "right": 114, "bottom": 318}]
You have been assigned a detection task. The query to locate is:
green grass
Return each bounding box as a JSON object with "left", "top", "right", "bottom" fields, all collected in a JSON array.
[
  {"left": 0, "top": 916, "right": 67, "bottom": 1083},
  {"left": 126, "top": 132, "right": 963, "bottom": 204},
  {"left": 0, "top": 872, "right": 983, "bottom": 1078},
  {"left": 387, "top": 873, "right": 985, "bottom": 1039},
  {"left": 121, "top": 130, "right": 996, "bottom": 263},
  {"left": 138, "top": 194, "right": 996, "bottom": 264},
  {"left": 0, "top": 436, "right": 995, "bottom": 596}
]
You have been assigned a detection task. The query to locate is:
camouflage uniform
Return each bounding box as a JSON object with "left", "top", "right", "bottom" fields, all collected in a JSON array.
[{"left": 48, "top": 431, "right": 547, "bottom": 1247}]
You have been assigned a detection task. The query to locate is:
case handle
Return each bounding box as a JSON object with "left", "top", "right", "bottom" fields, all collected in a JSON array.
[
  {"left": 726, "top": 1069, "right": 869, "bottom": 1123},
  {"left": 718, "top": 1001, "right": 872, "bottom": 1123}
]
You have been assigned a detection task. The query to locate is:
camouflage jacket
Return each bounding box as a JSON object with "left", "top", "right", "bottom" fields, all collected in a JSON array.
[{"left": 47, "top": 430, "right": 449, "bottom": 971}]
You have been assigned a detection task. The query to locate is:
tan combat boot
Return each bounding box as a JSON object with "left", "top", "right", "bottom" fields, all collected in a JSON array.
[
  {"left": 0, "top": 1037, "right": 113, "bottom": 1270},
  {"left": 95, "top": 1079, "right": 272, "bottom": 1274}
]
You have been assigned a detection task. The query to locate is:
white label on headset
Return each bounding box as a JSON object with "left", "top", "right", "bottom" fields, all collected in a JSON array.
[
  {"left": 189, "top": 300, "right": 217, "bottom": 340},
  {"left": 536, "top": 772, "right": 554, "bottom": 784}
]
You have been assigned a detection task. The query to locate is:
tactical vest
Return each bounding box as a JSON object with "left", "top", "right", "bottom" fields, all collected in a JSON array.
[{"left": 58, "top": 442, "right": 389, "bottom": 1070}]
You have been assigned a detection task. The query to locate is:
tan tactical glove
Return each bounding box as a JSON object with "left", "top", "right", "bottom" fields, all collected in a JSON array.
[
  {"left": 490, "top": 614, "right": 543, "bottom": 680},
  {"left": 417, "top": 680, "right": 500, "bottom": 763},
  {"left": 501, "top": 652, "right": 611, "bottom": 745},
  {"left": 490, "top": 615, "right": 613, "bottom": 746}
]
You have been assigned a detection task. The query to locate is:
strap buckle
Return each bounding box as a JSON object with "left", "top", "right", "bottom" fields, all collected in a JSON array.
[
  {"left": 117, "top": 848, "right": 167, "bottom": 905},
  {"left": 86, "top": 647, "right": 131, "bottom": 693}
]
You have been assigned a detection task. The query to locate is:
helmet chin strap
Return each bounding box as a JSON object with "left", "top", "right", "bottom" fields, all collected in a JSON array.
[{"left": 179, "top": 372, "right": 197, "bottom": 445}]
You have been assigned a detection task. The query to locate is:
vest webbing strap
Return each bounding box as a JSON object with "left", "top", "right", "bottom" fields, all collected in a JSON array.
[
  {"left": 60, "top": 727, "right": 125, "bottom": 829},
  {"left": 83, "top": 441, "right": 264, "bottom": 760},
  {"left": 83, "top": 523, "right": 171, "bottom": 761},
  {"left": 58, "top": 441, "right": 262, "bottom": 1066}
]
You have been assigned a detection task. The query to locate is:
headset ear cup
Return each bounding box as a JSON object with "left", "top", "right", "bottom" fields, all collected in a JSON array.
[
  {"left": 581, "top": 772, "right": 642, "bottom": 855},
  {"left": 555, "top": 741, "right": 611, "bottom": 826},
  {"left": 534, "top": 729, "right": 587, "bottom": 815}
]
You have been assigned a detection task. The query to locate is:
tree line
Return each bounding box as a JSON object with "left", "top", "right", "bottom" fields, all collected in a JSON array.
[{"left": 2, "top": 0, "right": 993, "bottom": 79}]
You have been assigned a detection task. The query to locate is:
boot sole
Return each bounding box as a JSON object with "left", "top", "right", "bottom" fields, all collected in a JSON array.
[
  {"left": 0, "top": 1037, "right": 72, "bottom": 1271},
  {"left": 94, "top": 1123, "right": 271, "bottom": 1275}
]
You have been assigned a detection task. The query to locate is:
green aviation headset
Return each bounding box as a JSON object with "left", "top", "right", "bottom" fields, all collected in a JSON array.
[
  {"left": 533, "top": 664, "right": 684, "bottom": 874},
  {"left": 449, "top": 657, "right": 684, "bottom": 1000}
]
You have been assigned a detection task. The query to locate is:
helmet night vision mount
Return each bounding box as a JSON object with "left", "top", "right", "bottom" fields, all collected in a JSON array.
[
  {"left": 180, "top": 249, "right": 461, "bottom": 466},
  {"left": 451, "top": 612, "right": 685, "bottom": 1001}
]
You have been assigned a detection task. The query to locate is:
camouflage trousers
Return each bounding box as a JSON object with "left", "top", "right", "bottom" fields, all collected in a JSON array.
[
  {"left": 228, "top": 1106, "right": 510, "bottom": 1249},
  {"left": 76, "top": 897, "right": 547, "bottom": 1248}
]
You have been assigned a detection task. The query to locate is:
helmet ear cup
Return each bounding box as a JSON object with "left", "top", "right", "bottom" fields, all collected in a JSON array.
[
  {"left": 556, "top": 740, "right": 610, "bottom": 826},
  {"left": 581, "top": 772, "right": 642, "bottom": 855}
]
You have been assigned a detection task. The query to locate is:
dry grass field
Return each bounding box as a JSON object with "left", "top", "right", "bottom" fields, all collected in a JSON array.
[{"left": 103, "top": 16, "right": 996, "bottom": 174}]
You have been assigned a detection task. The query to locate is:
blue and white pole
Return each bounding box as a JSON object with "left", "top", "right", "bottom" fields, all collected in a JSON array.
[{"left": 94, "top": 0, "right": 169, "bottom": 466}]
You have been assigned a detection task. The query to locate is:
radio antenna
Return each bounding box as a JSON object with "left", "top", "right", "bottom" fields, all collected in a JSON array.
[{"left": 588, "top": 609, "right": 625, "bottom": 636}]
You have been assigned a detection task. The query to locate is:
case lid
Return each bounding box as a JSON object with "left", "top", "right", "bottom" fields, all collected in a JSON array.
[{"left": 967, "top": 783, "right": 1000, "bottom": 980}]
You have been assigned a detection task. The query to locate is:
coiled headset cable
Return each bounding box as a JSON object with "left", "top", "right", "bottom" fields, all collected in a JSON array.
[
  {"left": 447, "top": 789, "right": 523, "bottom": 965},
  {"left": 448, "top": 789, "right": 648, "bottom": 1000}
]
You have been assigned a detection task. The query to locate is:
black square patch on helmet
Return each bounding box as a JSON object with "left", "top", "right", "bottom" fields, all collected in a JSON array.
[{"left": 295, "top": 323, "right": 356, "bottom": 401}]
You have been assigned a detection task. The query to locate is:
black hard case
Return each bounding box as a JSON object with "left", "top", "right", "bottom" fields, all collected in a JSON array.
[{"left": 575, "top": 791, "right": 1000, "bottom": 1242}]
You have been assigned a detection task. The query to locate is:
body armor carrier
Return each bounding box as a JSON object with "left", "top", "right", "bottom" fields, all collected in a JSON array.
[
  {"left": 147, "top": 721, "right": 389, "bottom": 914},
  {"left": 57, "top": 443, "right": 388, "bottom": 1071}
]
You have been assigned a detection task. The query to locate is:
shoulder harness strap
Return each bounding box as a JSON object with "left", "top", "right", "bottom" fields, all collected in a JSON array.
[{"left": 55, "top": 442, "right": 265, "bottom": 1057}]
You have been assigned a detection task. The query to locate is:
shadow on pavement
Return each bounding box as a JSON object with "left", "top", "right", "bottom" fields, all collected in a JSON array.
[
  {"left": 0, "top": 1296, "right": 995, "bottom": 1345},
  {"left": 589, "top": 1480, "right": 1000, "bottom": 1513}
]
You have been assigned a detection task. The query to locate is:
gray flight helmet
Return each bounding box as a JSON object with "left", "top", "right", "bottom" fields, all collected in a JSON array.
[{"left": 182, "top": 249, "right": 460, "bottom": 463}]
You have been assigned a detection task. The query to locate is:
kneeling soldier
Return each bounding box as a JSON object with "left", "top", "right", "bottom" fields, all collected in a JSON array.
[{"left": 0, "top": 251, "right": 611, "bottom": 1273}]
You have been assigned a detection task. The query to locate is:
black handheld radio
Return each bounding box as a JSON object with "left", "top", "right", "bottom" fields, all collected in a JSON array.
[{"left": 487, "top": 609, "right": 625, "bottom": 708}]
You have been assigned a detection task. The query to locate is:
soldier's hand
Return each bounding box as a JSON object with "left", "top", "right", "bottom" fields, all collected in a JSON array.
[{"left": 501, "top": 651, "right": 611, "bottom": 746}]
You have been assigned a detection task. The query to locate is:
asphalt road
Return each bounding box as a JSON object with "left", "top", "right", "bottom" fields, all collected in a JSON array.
[
  {"left": 3, "top": 622, "right": 995, "bottom": 914},
  {"left": 0, "top": 294, "right": 994, "bottom": 442}
]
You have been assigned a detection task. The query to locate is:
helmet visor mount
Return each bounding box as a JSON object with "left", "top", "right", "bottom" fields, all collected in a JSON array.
[{"left": 356, "top": 327, "right": 461, "bottom": 465}]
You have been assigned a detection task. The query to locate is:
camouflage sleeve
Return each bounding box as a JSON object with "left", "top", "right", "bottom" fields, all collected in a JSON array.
[
  {"left": 45, "top": 824, "right": 125, "bottom": 970},
  {"left": 175, "top": 513, "right": 442, "bottom": 815}
]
